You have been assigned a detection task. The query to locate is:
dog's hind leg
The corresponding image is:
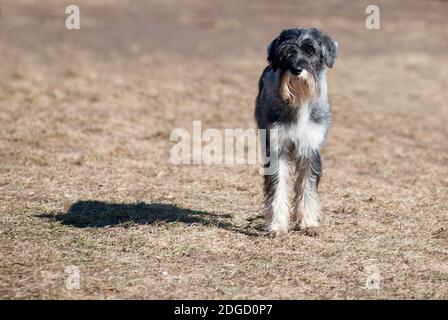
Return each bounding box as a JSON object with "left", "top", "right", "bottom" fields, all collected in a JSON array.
[{"left": 292, "top": 150, "right": 322, "bottom": 236}]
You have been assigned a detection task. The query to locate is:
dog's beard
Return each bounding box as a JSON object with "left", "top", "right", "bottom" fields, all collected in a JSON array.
[{"left": 279, "top": 70, "right": 317, "bottom": 107}]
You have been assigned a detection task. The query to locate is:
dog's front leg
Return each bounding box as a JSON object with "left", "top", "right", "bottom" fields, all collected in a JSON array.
[
  {"left": 263, "top": 153, "right": 292, "bottom": 236},
  {"left": 293, "top": 150, "right": 322, "bottom": 236}
]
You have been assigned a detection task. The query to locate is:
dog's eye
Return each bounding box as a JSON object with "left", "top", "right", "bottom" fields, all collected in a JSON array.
[{"left": 301, "top": 44, "right": 315, "bottom": 54}]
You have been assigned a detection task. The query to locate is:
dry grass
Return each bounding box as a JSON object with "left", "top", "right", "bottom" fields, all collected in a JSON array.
[{"left": 0, "top": 0, "right": 447, "bottom": 299}]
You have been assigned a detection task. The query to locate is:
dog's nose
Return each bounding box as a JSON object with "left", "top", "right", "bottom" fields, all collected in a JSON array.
[{"left": 290, "top": 67, "right": 303, "bottom": 76}]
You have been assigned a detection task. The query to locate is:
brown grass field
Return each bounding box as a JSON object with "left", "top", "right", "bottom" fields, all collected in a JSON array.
[{"left": 0, "top": 0, "right": 447, "bottom": 299}]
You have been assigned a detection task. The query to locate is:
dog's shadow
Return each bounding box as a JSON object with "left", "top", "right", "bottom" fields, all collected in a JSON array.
[{"left": 38, "top": 200, "right": 265, "bottom": 236}]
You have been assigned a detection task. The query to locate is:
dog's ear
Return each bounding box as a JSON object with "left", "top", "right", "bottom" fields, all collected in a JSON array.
[
  {"left": 319, "top": 32, "right": 339, "bottom": 68},
  {"left": 267, "top": 36, "right": 280, "bottom": 70}
]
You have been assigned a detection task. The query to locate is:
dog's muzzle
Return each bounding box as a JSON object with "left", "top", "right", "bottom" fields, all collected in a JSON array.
[{"left": 279, "top": 68, "right": 317, "bottom": 107}]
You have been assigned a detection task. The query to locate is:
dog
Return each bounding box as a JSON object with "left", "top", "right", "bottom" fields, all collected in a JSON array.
[{"left": 255, "top": 28, "right": 338, "bottom": 236}]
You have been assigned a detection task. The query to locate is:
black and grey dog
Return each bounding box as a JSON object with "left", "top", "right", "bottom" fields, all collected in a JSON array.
[{"left": 255, "top": 28, "right": 338, "bottom": 236}]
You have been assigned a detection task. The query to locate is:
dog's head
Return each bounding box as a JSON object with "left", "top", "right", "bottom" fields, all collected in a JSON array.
[{"left": 267, "top": 28, "right": 338, "bottom": 106}]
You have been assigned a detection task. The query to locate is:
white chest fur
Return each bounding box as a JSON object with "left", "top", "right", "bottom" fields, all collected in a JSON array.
[{"left": 273, "top": 103, "right": 326, "bottom": 156}]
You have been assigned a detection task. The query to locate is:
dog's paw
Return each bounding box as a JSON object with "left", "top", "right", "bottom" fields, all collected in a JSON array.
[
  {"left": 268, "top": 229, "right": 288, "bottom": 238},
  {"left": 300, "top": 226, "right": 320, "bottom": 237},
  {"left": 267, "top": 222, "right": 289, "bottom": 237}
]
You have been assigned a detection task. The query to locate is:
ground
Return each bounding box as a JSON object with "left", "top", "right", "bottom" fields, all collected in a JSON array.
[{"left": 0, "top": 0, "right": 447, "bottom": 299}]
